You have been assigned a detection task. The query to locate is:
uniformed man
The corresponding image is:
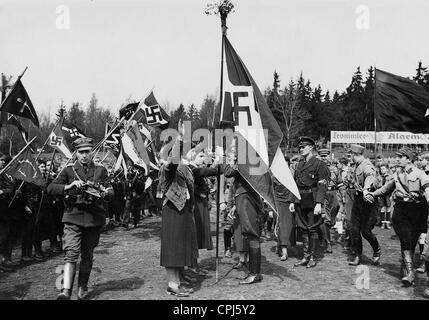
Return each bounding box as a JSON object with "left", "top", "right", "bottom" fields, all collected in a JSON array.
[
  {"left": 371, "top": 147, "right": 429, "bottom": 286},
  {"left": 347, "top": 144, "right": 381, "bottom": 266},
  {"left": 317, "top": 148, "right": 339, "bottom": 254},
  {"left": 48, "top": 137, "right": 114, "bottom": 300},
  {"left": 288, "top": 137, "right": 330, "bottom": 268}
]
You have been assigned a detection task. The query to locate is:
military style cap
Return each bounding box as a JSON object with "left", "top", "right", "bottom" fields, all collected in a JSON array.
[
  {"left": 348, "top": 144, "right": 365, "bottom": 155},
  {"left": 297, "top": 136, "right": 315, "bottom": 148},
  {"left": 396, "top": 146, "right": 417, "bottom": 161},
  {"left": 72, "top": 137, "right": 94, "bottom": 151},
  {"left": 318, "top": 148, "right": 330, "bottom": 157}
]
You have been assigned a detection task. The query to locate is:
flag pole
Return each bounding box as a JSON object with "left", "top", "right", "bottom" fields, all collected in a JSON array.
[
  {"left": 214, "top": 0, "right": 232, "bottom": 285},
  {"left": 92, "top": 116, "right": 126, "bottom": 153},
  {"left": 34, "top": 116, "right": 62, "bottom": 161},
  {"left": 8, "top": 180, "right": 25, "bottom": 208},
  {"left": 373, "top": 67, "right": 377, "bottom": 155},
  {"left": 0, "top": 136, "right": 37, "bottom": 176},
  {"left": 55, "top": 150, "right": 76, "bottom": 178}
]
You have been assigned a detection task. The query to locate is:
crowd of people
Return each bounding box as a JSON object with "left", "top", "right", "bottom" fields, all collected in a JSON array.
[
  {"left": 0, "top": 139, "right": 162, "bottom": 300},
  {"left": 2, "top": 126, "right": 429, "bottom": 300}
]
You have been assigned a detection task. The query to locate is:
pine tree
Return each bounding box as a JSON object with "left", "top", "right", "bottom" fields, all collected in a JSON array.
[
  {"left": 186, "top": 104, "right": 200, "bottom": 130},
  {"left": 67, "top": 102, "right": 85, "bottom": 130},
  {"left": 199, "top": 95, "right": 217, "bottom": 129},
  {"left": 55, "top": 102, "right": 66, "bottom": 122},
  {"left": 324, "top": 90, "right": 331, "bottom": 103},
  {"left": 266, "top": 71, "right": 284, "bottom": 134},
  {"left": 364, "top": 66, "right": 375, "bottom": 131},
  {"left": 413, "top": 61, "right": 427, "bottom": 85}
]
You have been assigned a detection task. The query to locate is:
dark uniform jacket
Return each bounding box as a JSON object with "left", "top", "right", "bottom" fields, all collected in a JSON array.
[
  {"left": 47, "top": 161, "right": 113, "bottom": 228},
  {"left": 0, "top": 172, "right": 15, "bottom": 217},
  {"left": 223, "top": 163, "right": 260, "bottom": 200},
  {"left": 286, "top": 155, "right": 330, "bottom": 208},
  {"left": 0, "top": 173, "right": 15, "bottom": 203}
]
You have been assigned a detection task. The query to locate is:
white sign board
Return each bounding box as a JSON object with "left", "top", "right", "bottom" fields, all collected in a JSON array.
[{"left": 331, "top": 131, "right": 429, "bottom": 145}]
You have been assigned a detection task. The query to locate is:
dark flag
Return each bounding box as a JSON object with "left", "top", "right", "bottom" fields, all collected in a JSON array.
[
  {"left": 375, "top": 68, "right": 429, "bottom": 133},
  {"left": 62, "top": 120, "right": 86, "bottom": 140},
  {"left": 0, "top": 79, "right": 39, "bottom": 127},
  {"left": 0, "top": 112, "right": 29, "bottom": 142},
  {"left": 141, "top": 91, "right": 170, "bottom": 128},
  {"left": 217, "top": 36, "right": 300, "bottom": 211},
  {"left": 119, "top": 102, "right": 139, "bottom": 120},
  {"left": 4, "top": 148, "right": 45, "bottom": 187}
]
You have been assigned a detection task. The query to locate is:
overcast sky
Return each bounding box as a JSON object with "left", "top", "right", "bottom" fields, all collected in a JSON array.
[{"left": 1, "top": 0, "right": 428, "bottom": 120}]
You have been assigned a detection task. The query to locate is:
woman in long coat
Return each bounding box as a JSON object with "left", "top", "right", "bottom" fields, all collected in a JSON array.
[{"left": 159, "top": 127, "right": 198, "bottom": 297}]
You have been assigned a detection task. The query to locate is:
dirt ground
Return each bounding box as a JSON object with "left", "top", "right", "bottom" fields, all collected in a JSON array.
[{"left": 0, "top": 214, "right": 428, "bottom": 300}]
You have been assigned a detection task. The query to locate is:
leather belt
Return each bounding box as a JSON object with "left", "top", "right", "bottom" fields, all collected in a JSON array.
[
  {"left": 299, "top": 189, "right": 313, "bottom": 194},
  {"left": 395, "top": 197, "right": 421, "bottom": 203}
]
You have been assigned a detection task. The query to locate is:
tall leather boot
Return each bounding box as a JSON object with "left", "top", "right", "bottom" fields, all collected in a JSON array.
[
  {"left": 294, "top": 232, "right": 310, "bottom": 267},
  {"left": 307, "top": 233, "right": 318, "bottom": 268},
  {"left": 77, "top": 260, "right": 93, "bottom": 300},
  {"left": 239, "top": 246, "right": 262, "bottom": 285},
  {"left": 321, "top": 224, "right": 333, "bottom": 253},
  {"left": 401, "top": 250, "right": 415, "bottom": 286},
  {"left": 57, "top": 262, "right": 76, "bottom": 300}
]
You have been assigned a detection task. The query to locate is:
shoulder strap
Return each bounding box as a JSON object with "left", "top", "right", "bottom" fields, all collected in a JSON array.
[{"left": 396, "top": 172, "right": 410, "bottom": 194}]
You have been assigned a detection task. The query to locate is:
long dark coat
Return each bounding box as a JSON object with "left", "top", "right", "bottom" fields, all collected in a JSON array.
[{"left": 160, "top": 162, "right": 198, "bottom": 268}]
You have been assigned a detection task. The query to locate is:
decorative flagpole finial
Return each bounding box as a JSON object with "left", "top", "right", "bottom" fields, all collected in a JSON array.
[{"left": 204, "top": 0, "right": 235, "bottom": 35}]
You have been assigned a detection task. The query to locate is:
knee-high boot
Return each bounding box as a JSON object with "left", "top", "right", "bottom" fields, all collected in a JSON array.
[
  {"left": 57, "top": 262, "right": 76, "bottom": 300},
  {"left": 77, "top": 259, "right": 93, "bottom": 300},
  {"left": 294, "top": 232, "right": 310, "bottom": 266},
  {"left": 239, "top": 245, "right": 262, "bottom": 285},
  {"left": 401, "top": 250, "right": 415, "bottom": 286},
  {"left": 321, "top": 224, "right": 332, "bottom": 253}
]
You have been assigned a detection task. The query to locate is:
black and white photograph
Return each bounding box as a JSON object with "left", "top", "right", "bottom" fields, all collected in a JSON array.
[{"left": 1, "top": 0, "right": 429, "bottom": 305}]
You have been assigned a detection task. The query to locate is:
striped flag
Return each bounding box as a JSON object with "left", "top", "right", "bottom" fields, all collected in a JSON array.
[
  {"left": 218, "top": 35, "right": 300, "bottom": 211},
  {"left": 48, "top": 117, "right": 73, "bottom": 158}
]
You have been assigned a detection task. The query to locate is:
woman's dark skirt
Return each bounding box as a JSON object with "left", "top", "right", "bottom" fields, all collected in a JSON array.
[
  {"left": 276, "top": 200, "right": 296, "bottom": 247},
  {"left": 194, "top": 196, "right": 213, "bottom": 250},
  {"left": 160, "top": 202, "right": 198, "bottom": 268}
]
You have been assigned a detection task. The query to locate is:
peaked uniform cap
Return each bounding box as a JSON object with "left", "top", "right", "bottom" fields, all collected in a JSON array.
[
  {"left": 297, "top": 136, "right": 315, "bottom": 148},
  {"left": 396, "top": 146, "right": 417, "bottom": 161},
  {"left": 72, "top": 137, "right": 94, "bottom": 151}
]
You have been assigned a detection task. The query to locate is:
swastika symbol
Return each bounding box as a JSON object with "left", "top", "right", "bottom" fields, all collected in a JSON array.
[
  {"left": 145, "top": 105, "right": 164, "bottom": 124},
  {"left": 50, "top": 136, "right": 63, "bottom": 146},
  {"left": 69, "top": 128, "right": 80, "bottom": 137}
]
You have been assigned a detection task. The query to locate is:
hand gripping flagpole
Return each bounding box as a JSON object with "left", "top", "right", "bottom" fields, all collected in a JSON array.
[{"left": 205, "top": 0, "right": 235, "bottom": 285}]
